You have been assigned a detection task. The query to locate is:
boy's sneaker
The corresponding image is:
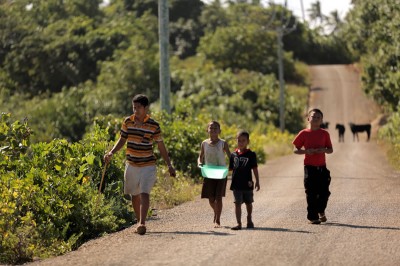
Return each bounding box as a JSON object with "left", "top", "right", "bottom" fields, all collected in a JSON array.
[
  {"left": 308, "top": 219, "right": 321, "bottom": 224},
  {"left": 318, "top": 213, "right": 327, "bottom": 222}
]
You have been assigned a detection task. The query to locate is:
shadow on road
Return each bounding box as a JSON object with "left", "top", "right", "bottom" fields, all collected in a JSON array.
[
  {"left": 149, "top": 231, "right": 233, "bottom": 236},
  {"left": 149, "top": 227, "right": 311, "bottom": 236},
  {"left": 324, "top": 222, "right": 400, "bottom": 231},
  {"left": 249, "top": 227, "right": 311, "bottom": 234},
  {"left": 310, "top": 86, "right": 324, "bottom": 91}
]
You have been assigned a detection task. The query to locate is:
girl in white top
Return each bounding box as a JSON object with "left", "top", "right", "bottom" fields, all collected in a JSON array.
[{"left": 198, "top": 121, "right": 231, "bottom": 228}]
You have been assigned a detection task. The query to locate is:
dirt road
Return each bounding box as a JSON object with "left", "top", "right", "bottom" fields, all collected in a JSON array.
[{"left": 29, "top": 65, "right": 400, "bottom": 266}]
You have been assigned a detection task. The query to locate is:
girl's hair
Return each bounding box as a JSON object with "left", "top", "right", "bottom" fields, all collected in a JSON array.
[
  {"left": 207, "top": 120, "right": 221, "bottom": 129},
  {"left": 237, "top": 130, "right": 250, "bottom": 139},
  {"left": 308, "top": 108, "right": 323, "bottom": 118}
]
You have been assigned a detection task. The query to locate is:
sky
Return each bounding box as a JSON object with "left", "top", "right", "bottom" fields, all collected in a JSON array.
[
  {"left": 201, "top": 0, "right": 353, "bottom": 22},
  {"left": 102, "top": 0, "right": 353, "bottom": 22},
  {"left": 273, "top": 0, "right": 353, "bottom": 22}
]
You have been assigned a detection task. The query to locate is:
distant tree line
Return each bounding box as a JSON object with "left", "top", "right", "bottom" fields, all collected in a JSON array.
[{"left": 0, "top": 0, "right": 354, "bottom": 142}]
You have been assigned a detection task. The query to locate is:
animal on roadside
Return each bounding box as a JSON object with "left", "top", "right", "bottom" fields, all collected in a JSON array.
[
  {"left": 320, "top": 122, "right": 329, "bottom": 129},
  {"left": 349, "top": 123, "right": 371, "bottom": 142},
  {"left": 335, "top": 124, "right": 345, "bottom": 142}
]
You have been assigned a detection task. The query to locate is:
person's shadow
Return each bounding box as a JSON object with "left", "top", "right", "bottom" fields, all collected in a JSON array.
[
  {"left": 247, "top": 227, "right": 310, "bottom": 234},
  {"left": 323, "top": 222, "right": 400, "bottom": 231},
  {"left": 149, "top": 227, "right": 311, "bottom": 236}
]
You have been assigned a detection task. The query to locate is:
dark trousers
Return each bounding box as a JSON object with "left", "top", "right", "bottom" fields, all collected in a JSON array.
[{"left": 304, "top": 165, "right": 331, "bottom": 221}]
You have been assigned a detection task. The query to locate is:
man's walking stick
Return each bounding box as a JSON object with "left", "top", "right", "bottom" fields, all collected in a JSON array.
[{"left": 98, "top": 161, "right": 109, "bottom": 194}]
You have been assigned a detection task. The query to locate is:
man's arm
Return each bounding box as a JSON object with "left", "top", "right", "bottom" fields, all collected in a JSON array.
[
  {"left": 157, "top": 140, "right": 176, "bottom": 177},
  {"left": 104, "top": 137, "right": 127, "bottom": 164}
]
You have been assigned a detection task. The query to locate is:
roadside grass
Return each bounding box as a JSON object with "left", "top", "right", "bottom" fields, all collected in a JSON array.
[{"left": 152, "top": 166, "right": 202, "bottom": 210}]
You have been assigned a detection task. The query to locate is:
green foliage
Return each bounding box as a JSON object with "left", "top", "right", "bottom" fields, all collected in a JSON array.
[
  {"left": 0, "top": 114, "right": 128, "bottom": 264},
  {"left": 156, "top": 107, "right": 207, "bottom": 176},
  {"left": 0, "top": 113, "right": 31, "bottom": 162},
  {"left": 197, "top": 4, "right": 303, "bottom": 80},
  {"left": 342, "top": 0, "right": 400, "bottom": 111},
  {"left": 19, "top": 87, "right": 89, "bottom": 142},
  {"left": 0, "top": 2, "right": 119, "bottom": 95},
  {"left": 169, "top": 0, "right": 205, "bottom": 58},
  {"left": 171, "top": 64, "right": 305, "bottom": 133},
  {"left": 156, "top": 101, "right": 269, "bottom": 174},
  {"left": 1, "top": 113, "right": 229, "bottom": 264},
  {"left": 86, "top": 13, "right": 160, "bottom": 115},
  {"left": 378, "top": 111, "right": 400, "bottom": 170},
  {"left": 2, "top": 0, "right": 342, "bottom": 142},
  {"left": 199, "top": 0, "right": 229, "bottom": 33},
  {"left": 198, "top": 24, "right": 279, "bottom": 74},
  {"left": 297, "top": 31, "right": 353, "bottom": 64},
  {"left": 259, "top": 123, "right": 296, "bottom": 159}
]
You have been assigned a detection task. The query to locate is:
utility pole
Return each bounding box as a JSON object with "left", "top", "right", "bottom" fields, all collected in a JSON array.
[
  {"left": 276, "top": 28, "right": 285, "bottom": 132},
  {"left": 273, "top": 0, "right": 297, "bottom": 132},
  {"left": 158, "top": 0, "right": 171, "bottom": 113},
  {"left": 300, "top": 0, "right": 306, "bottom": 22}
]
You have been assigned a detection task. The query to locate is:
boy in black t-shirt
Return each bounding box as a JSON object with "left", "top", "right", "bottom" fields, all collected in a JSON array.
[{"left": 229, "top": 131, "right": 260, "bottom": 230}]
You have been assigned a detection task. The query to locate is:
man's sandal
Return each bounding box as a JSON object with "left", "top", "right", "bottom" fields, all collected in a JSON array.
[
  {"left": 231, "top": 224, "right": 242, "bottom": 230},
  {"left": 135, "top": 225, "right": 147, "bottom": 235}
]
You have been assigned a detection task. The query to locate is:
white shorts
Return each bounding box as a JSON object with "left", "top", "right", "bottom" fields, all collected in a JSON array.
[{"left": 124, "top": 164, "right": 157, "bottom": 196}]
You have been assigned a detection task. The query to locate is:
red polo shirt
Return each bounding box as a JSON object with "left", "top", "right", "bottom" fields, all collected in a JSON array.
[{"left": 292, "top": 128, "right": 332, "bottom": 166}]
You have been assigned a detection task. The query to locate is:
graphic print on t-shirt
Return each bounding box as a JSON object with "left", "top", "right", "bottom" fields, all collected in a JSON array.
[{"left": 233, "top": 156, "right": 249, "bottom": 169}]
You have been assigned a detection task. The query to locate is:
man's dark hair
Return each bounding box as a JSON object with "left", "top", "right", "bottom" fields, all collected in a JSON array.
[
  {"left": 237, "top": 130, "right": 250, "bottom": 140},
  {"left": 132, "top": 94, "right": 149, "bottom": 107},
  {"left": 308, "top": 108, "right": 323, "bottom": 118}
]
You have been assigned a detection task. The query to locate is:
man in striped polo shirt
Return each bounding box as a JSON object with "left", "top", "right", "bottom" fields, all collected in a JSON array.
[{"left": 104, "top": 94, "right": 176, "bottom": 235}]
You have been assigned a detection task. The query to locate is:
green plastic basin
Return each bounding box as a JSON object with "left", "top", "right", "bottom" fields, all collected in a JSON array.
[{"left": 200, "top": 165, "right": 228, "bottom": 179}]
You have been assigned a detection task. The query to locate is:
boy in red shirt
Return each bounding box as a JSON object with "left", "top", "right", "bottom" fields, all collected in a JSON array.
[{"left": 292, "top": 109, "right": 333, "bottom": 224}]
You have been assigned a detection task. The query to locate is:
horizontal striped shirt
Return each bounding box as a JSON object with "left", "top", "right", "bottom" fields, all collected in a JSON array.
[{"left": 120, "top": 114, "right": 162, "bottom": 167}]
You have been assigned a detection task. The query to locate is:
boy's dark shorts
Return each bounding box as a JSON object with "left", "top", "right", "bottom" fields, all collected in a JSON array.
[
  {"left": 201, "top": 178, "right": 227, "bottom": 199},
  {"left": 233, "top": 190, "right": 254, "bottom": 204}
]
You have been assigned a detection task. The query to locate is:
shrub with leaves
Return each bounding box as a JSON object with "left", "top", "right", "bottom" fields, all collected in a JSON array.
[
  {"left": 378, "top": 111, "right": 400, "bottom": 170},
  {"left": 0, "top": 114, "right": 127, "bottom": 264}
]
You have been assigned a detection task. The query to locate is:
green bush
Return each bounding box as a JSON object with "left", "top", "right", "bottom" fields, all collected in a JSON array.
[
  {"left": 0, "top": 112, "right": 209, "bottom": 264},
  {"left": 378, "top": 111, "right": 400, "bottom": 170},
  {"left": 0, "top": 114, "right": 128, "bottom": 264}
]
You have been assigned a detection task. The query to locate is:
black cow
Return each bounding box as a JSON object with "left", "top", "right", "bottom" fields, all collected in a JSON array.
[
  {"left": 320, "top": 122, "right": 330, "bottom": 129},
  {"left": 335, "top": 124, "right": 345, "bottom": 142},
  {"left": 349, "top": 123, "right": 371, "bottom": 142}
]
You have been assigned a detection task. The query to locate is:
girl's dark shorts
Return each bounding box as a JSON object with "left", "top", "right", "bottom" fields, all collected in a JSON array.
[
  {"left": 201, "top": 178, "right": 227, "bottom": 199},
  {"left": 233, "top": 190, "right": 254, "bottom": 204}
]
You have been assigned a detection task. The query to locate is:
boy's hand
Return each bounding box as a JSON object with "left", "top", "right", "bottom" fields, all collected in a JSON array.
[
  {"left": 315, "top": 147, "right": 328, "bottom": 153},
  {"left": 255, "top": 181, "right": 260, "bottom": 191}
]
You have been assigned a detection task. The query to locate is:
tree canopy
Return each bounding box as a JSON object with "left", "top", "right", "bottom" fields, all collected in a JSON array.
[{"left": 341, "top": 0, "right": 400, "bottom": 111}]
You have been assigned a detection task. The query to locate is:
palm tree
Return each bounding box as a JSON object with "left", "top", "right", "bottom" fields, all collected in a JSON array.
[
  {"left": 326, "top": 10, "right": 343, "bottom": 34},
  {"left": 307, "top": 0, "right": 325, "bottom": 27}
]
